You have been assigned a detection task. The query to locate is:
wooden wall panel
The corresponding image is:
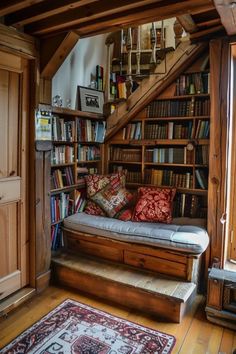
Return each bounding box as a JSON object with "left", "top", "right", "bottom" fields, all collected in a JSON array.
[
  {"left": 0, "top": 69, "right": 9, "bottom": 178},
  {"left": 208, "top": 38, "right": 229, "bottom": 267}
]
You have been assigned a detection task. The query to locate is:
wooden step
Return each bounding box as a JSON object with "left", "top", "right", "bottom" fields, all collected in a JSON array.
[{"left": 51, "top": 253, "right": 196, "bottom": 323}]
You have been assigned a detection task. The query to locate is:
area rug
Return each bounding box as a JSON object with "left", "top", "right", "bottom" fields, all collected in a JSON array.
[{"left": 1, "top": 299, "right": 176, "bottom": 354}]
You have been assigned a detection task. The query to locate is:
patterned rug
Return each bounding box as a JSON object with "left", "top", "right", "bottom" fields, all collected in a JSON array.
[{"left": 1, "top": 299, "right": 176, "bottom": 354}]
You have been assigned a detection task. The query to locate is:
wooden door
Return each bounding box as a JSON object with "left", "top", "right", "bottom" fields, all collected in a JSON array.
[{"left": 0, "top": 52, "right": 29, "bottom": 300}]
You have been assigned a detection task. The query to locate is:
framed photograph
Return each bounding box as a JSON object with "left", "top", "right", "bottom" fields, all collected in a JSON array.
[{"left": 77, "top": 86, "right": 104, "bottom": 114}]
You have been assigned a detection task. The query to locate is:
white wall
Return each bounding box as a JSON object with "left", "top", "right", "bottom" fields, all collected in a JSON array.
[{"left": 52, "top": 34, "right": 107, "bottom": 110}]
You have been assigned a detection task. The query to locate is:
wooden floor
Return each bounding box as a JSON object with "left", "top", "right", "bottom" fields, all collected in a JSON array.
[{"left": 0, "top": 286, "right": 235, "bottom": 353}]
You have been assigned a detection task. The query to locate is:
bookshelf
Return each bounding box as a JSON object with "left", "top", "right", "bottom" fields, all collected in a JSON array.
[
  {"left": 105, "top": 66, "right": 210, "bottom": 221},
  {"left": 50, "top": 106, "right": 105, "bottom": 250}
]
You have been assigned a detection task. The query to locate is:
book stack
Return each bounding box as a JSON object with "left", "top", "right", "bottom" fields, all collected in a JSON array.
[
  {"left": 144, "top": 169, "right": 193, "bottom": 189},
  {"left": 195, "top": 120, "right": 210, "bottom": 138},
  {"left": 51, "top": 192, "right": 74, "bottom": 223},
  {"left": 51, "top": 167, "right": 74, "bottom": 189},
  {"left": 175, "top": 72, "right": 210, "bottom": 96},
  {"left": 77, "top": 119, "right": 106, "bottom": 143},
  {"left": 78, "top": 145, "right": 100, "bottom": 161},
  {"left": 111, "top": 148, "right": 141, "bottom": 162},
  {"left": 123, "top": 122, "right": 142, "bottom": 140},
  {"left": 51, "top": 145, "right": 74, "bottom": 164},
  {"left": 52, "top": 116, "right": 75, "bottom": 141},
  {"left": 195, "top": 169, "right": 208, "bottom": 189},
  {"left": 96, "top": 65, "right": 104, "bottom": 91},
  {"left": 196, "top": 145, "right": 209, "bottom": 165},
  {"left": 75, "top": 190, "right": 86, "bottom": 213},
  {"left": 51, "top": 224, "right": 64, "bottom": 250}
]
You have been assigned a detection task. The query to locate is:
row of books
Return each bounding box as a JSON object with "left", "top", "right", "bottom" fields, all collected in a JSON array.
[
  {"left": 75, "top": 190, "right": 86, "bottom": 213},
  {"left": 147, "top": 98, "right": 210, "bottom": 118},
  {"left": 145, "top": 147, "right": 194, "bottom": 165},
  {"left": 112, "top": 166, "right": 142, "bottom": 183},
  {"left": 110, "top": 148, "right": 141, "bottom": 162},
  {"left": 196, "top": 146, "right": 209, "bottom": 165},
  {"left": 195, "top": 169, "right": 208, "bottom": 189},
  {"left": 175, "top": 72, "right": 210, "bottom": 96},
  {"left": 52, "top": 116, "right": 75, "bottom": 142},
  {"left": 110, "top": 73, "right": 127, "bottom": 99},
  {"left": 51, "top": 224, "right": 63, "bottom": 250},
  {"left": 51, "top": 193, "right": 74, "bottom": 223},
  {"left": 173, "top": 194, "right": 206, "bottom": 218},
  {"left": 76, "top": 118, "right": 106, "bottom": 143},
  {"left": 51, "top": 167, "right": 74, "bottom": 190},
  {"left": 123, "top": 122, "right": 142, "bottom": 140},
  {"left": 51, "top": 145, "right": 74, "bottom": 165},
  {"left": 96, "top": 65, "right": 104, "bottom": 91},
  {"left": 78, "top": 145, "right": 100, "bottom": 161},
  {"left": 195, "top": 120, "right": 210, "bottom": 139},
  {"left": 144, "top": 121, "right": 195, "bottom": 140},
  {"left": 145, "top": 169, "right": 193, "bottom": 189}
]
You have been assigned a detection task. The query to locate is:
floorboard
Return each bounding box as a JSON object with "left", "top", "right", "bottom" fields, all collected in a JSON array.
[{"left": 0, "top": 285, "right": 235, "bottom": 354}]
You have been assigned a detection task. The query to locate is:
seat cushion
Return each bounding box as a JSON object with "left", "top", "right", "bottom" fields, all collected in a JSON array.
[{"left": 63, "top": 212, "right": 209, "bottom": 255}]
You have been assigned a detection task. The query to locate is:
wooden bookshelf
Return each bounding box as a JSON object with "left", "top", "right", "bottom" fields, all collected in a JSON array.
[
  {"left": 105, "top": 66, "right": 210, "bottom": 220},
  {"left": 50, "top": 106, "right": 105, "bottom": 250}
]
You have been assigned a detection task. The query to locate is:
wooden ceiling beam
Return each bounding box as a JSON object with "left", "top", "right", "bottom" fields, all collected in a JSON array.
[
  {"left": 214, "top": 0, "right": 236, "bottom": 35},
  {"left": 197, "top": 18, "right": 222, "bottom": 28},
  {"left": 5, "top": 0, "right": 99, "bottom": 27},
  {"left": 190, "top": 24, "right": 225, "bottom": 40},
  {"left": 26, "top": 0, "right": 215, "bottom": 36},
  {"left": 40, "top": 31, "right": 79, "bottom": 79},
  {"left": 177, "top": 15, "right": 199, "bottom": 34},
  {"left": 0, "top": 0, "right": 44, "bottom": 17},
  {"left": 25, "top": 0, "right": 164, "bottom": 35}
]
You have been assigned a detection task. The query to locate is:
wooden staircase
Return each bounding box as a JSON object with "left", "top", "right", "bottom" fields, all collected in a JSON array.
[{"left": 51, "top": 252, "right": 197, "bottom": 323}]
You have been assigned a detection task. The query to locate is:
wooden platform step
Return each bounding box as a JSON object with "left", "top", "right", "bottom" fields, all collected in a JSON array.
[{"left": 51, "top": 253, "right": 196, "bottom": 323}]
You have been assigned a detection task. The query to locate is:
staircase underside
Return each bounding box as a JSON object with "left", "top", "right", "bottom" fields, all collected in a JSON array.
[{"left": 51, "top": 252, "right": 196, "bottom": 323}]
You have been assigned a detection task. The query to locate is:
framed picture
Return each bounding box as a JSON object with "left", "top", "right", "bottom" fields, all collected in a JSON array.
[{"left": 77, "top": 86, "right": 104, "bottom": 114}]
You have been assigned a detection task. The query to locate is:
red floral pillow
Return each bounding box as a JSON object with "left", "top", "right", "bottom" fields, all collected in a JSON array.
[
  {"left": 132, "top": 187, "right": 176, "bottom": 224},
  {"left": 84, "top": 200, "right": 105, "bottom": 216},
  {"left": 91, "top": 177, "right": 133, "bottom": 217}
]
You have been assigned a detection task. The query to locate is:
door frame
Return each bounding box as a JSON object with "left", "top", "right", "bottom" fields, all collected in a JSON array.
[{"left": 0, "top": 25, "right": 38, "bottom": 299}]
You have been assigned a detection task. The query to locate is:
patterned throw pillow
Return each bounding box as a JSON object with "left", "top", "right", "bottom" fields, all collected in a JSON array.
[
  {"left": 85, "top": 173, "right": 126, "bottom": 198},
  {"left": 115, "top": 208, "right": 133, "bottom": 221},
  {"left": 84, "top": 200, "right": 106, "bottom": 216},
  {"left": 84, "top": 173, "right": 126, "bottom": 217},
  {"left": 91, "top": 177, "right": 133, "bottom": 217},
  {"left": 132, "top": 187, "right": 176, "bottom": 224}
]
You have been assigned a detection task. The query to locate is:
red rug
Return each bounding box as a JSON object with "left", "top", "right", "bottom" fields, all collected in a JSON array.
[{"left": 1, "top": 299, "right": 176, "bottom": 353}]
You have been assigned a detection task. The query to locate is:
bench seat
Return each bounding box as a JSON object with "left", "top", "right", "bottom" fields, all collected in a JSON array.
[{"left": 63, "top": 212, "right": 209, "bottom": 255}]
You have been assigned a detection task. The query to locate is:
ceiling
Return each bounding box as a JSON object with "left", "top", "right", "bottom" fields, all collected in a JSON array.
[{"left": 0, "top": 0, "right": 234, "bottom": 40}]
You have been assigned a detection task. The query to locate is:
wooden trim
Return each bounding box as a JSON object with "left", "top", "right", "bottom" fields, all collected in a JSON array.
[
  {"left": 177, "top": 15, "right": 198, "bottom": 34},
  {"left": 190, "top": 25, "right": 225, "bottom": 41},
  {"left": 214, "top": 0, "right": 236, "bottom": 35},
  {"left": 36, "top": 270, "right": 51, "bottom": 292},
  {"left": 0, "top": 0, "right": 43, "bottom": 17},
  {"left": 40, "top": 31, "right": 79, "bottom": 79},
  {"left": 208, "top": 38, "right": 229, "bottom": 267},
  {"left": 0, "top": 23, "right": 38, "bottom": 59}
]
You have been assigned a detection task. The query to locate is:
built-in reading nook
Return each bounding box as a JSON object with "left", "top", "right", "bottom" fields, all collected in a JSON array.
[{"left": 1, "top": 2, "right": 236, "bottom": 352}]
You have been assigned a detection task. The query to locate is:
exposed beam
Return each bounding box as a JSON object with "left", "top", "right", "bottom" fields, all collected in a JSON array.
[
  {"left": 25, "top": 0, "right": 215, "bottom": 36},
  {"left": 177, "top": 15, "right": 198, "bottom": 34},
  {"left": 5, "top": 0, "right": 99, "bottom": 27},
  {"left": 197, "top": 18, "right": 222, "bottom": 28},
  {"left": 0, "top": 0, "right": 44, "bottom": 17},
  {"left": 214, "top": 0, "right": 236, "bottom": 35},
  {"left": 40, "top": 31, "right": 79, "bottom": 79},
  {"left": 190, "top": 24, "right": 225, "bottom": 40}
]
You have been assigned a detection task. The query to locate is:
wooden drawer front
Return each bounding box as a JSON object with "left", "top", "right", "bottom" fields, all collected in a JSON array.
[
  {"left": 66, "top": 237, "right": 124, "bottom": 262},
  {"left": 0, "top": 177, "right": 21, "bottom": 205},
  {"left": 124, "top": 250, "right": 186, "bottom": 279},
  {"left": 207, "top": 278, "right": 223, "bottom": 310}
]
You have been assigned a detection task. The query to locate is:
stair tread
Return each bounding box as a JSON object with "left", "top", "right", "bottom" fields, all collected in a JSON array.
[{"left": 52, "top": 252, "right": 195, "bottom": 303}]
